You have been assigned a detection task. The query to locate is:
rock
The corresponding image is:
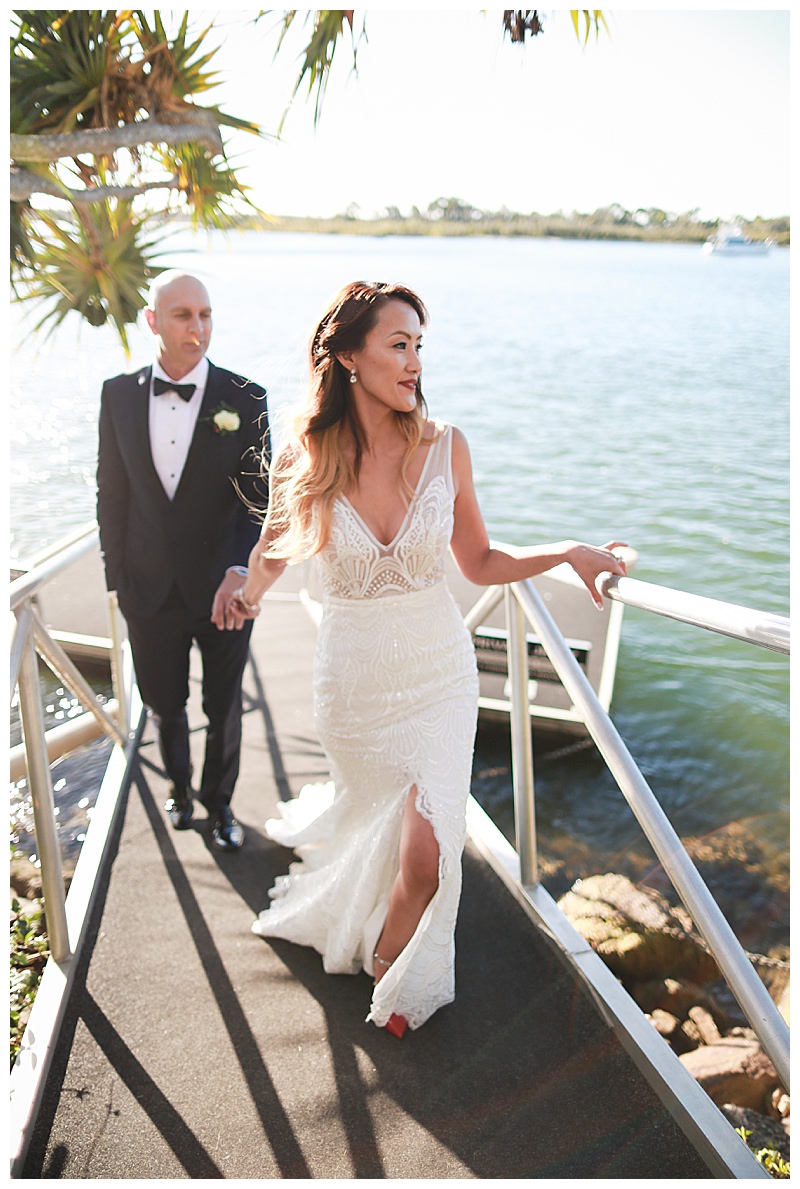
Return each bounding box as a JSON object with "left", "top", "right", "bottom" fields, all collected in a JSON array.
[
  {"left": 687, "top": 1004, "right": 722, "bottom": 1045},
  {"left": 728, "top": 1025, "right": 758, "bottom": 1040},
  {"left": 557, "top": 873, "right": 719, "bottom": 984},
  {"left": 720, "top": 1104, "right": 790, "bottom": 1164},
  {"left": 641, "top": 818, "right": 790, "bottom": 963},
  {"left": 631, "top": 977, "right": 729, "bottom": 1028},
  {"left": 679, "top": 1037, "right": 780, "bottom": 1112},
  {"left": 10, "top": 855, "right": 44, "bottom": 899},
  {"left": 647, "top": 1008, "right": 695, "bottom": 1055},
  {"left": 704, "top": 979, "right": 750, "bottom": 1029},
  {"left": 648, "top": 1007, "right": 680, "bottom": 1038},
  {"left": 680, "top": 1017, "right": 703, "bottom": 1049},
  {"left": 768, "top": 1088, "right": 790, "bottom": 1121},
  {"left": 776, "top": 977, "right": 790, "bottom": 1025},
  {"left": 766, "top": 967, "right": 791, "bottom": 1025},
  {"left": 10, "top": 854, "right": 73, "bottom": 900}
]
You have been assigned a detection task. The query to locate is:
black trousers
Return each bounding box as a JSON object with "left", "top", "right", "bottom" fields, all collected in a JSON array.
[{"left": 124, "top": 586, "right": 254, "bottom": 811}]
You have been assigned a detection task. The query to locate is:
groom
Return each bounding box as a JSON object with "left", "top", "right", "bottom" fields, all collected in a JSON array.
[{"left": 96, "top": 270, "right": 269, "bottom": 850}]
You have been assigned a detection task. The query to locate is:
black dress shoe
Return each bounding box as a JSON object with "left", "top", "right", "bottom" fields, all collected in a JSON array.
[
  {"left": 211, "top": 805, "right": 244, "bottom": 851},
  {"left": 164, "top": 785, "right": 194, "bottom": 830}
]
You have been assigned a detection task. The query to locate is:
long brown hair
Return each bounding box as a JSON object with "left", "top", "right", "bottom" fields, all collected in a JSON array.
[{"left": 265, "top": 281, "right": 430, "bottom": 560}]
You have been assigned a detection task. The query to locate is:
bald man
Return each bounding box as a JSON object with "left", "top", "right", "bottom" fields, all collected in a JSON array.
[{"left": 97, "top": 271, "right": 269, "bottom": 850}]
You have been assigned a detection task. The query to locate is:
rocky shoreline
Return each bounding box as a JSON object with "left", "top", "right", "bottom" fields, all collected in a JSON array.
[{"left": 559, "top": 872, "right": 790, "bottom": 1170}]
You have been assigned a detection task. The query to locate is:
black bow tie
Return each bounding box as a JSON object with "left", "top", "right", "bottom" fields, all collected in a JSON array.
[{"left": 153, "top": 376, "right": 196, "bottom": 402}]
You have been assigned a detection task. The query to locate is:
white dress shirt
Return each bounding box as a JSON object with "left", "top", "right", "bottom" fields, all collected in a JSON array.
[{"left": 149, "top": 357, "right": 209, "bottom": 500}]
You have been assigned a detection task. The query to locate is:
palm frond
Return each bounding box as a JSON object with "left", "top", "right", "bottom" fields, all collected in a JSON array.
[
  {"left": 10, "top": 201, "right": 36, "bottom": 282},
  {"left": 277, "top": 10, "right": 361, "bottom": 131},
  {"left": 17, "top": 201, "right": 165, "bottom": 353},
  {"left": 570, "top": 10, "right": 609, "bottom": 45},
  {"left": 10, "top": 11, "right": 134, "bottom": 133},
  {"left": 164, "top": 141, "right": 262, "bottom": 228}
]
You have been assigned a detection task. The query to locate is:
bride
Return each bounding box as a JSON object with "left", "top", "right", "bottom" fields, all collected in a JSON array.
[{"left": 229, "top": 280, "right": 628, "bottom": 1037}]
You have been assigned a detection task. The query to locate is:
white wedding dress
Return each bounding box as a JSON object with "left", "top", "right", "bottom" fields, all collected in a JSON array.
[{"left": 252, "top": 423, "right": 479, "bottom": 1031}]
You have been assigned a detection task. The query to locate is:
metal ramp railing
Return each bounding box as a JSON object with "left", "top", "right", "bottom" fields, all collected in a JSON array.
[
  {"left": 10, "top": 524, "right": 145, "bottom": 1176},
  {"left": 461, "top": 560, "right": 788, "bottom": 1177}
]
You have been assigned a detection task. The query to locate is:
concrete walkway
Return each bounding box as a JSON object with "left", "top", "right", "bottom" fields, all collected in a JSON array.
[{"left": 22, "top": 576, "right": 712, "bottom": 1179}]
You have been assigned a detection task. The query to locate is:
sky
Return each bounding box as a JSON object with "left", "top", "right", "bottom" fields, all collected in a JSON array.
[{"left": 204, "top": 6, "right": 791, "bottom": 222}]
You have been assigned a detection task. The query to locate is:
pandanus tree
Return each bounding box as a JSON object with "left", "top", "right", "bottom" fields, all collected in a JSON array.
[
  {"left": 10, "top": 10, "right": 262, "bottom": 349},
  {"left": 10, "top": 9, "right": 607, "bottom": 349}
]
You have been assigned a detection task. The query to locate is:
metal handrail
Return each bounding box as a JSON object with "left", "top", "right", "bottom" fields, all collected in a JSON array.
[
  {"left": 500, "top": 574, "right": 790, "bottom": 1092},
  {"left": 30, "top": 606, "right": 126, "bottom": 747},
  {"left": 10, "top": 523, "right": 129, "bottom": 962},
  {"left": 602, "top": 573, "right": 790, "bottom": 654},
  {"left": 10, "top": 522, "right": 143, "bottom": 1179},
  {"left": 10, "top": 523, "right": 99, "bottom": 612},
  {"left": 16, "top": 624, "right": 71, "bottom": 960}
]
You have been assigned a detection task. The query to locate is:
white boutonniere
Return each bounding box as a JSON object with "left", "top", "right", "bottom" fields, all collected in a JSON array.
[{"left": 205, "top": 403, "right": 241, "bottom": 435}]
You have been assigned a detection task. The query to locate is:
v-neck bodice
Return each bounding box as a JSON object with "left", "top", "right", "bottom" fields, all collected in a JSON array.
[
  {"left": 316, "top": 423, "right": 454, "bottom": 600},
  {"left": 339, "top": 430, "right": 438, "bottom": 550}
]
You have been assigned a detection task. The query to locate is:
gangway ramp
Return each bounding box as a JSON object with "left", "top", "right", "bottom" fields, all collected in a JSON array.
[{"left": 20, "top": 589, "right": 730, "bottom": 1178}]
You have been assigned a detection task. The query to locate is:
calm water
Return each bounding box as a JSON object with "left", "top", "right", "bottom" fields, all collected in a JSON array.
[{"left": 9, "top": 231, "right": 790, "bottom": 952}]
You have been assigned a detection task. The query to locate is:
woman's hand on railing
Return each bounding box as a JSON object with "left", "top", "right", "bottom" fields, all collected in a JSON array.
[{"left": 565, "top": 540, "right": 629, "bottom": 610}]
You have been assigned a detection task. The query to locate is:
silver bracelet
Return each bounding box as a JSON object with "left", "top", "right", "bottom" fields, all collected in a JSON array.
[{"left": 233, "top": 586, "right": 260, "bottom": 613}]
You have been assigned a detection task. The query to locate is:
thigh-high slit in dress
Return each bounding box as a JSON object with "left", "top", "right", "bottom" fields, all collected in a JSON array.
[{"left": 252, "top": 423, "right": 479, "bottom": 1031}]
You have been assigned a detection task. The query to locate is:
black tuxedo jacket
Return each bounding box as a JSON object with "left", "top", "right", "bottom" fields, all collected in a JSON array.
[{"left": 97, "top": 361, "right": 269, "bottom": 619}]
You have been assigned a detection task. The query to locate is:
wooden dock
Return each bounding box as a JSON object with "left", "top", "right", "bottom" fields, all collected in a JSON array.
[{"left": 21, "top": 576, "right": 714, "bottom": 1178}]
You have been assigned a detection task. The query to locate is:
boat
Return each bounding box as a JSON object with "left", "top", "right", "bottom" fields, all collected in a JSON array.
[{"left": 702, "top": 224, "right": 772, "bottom": 255}]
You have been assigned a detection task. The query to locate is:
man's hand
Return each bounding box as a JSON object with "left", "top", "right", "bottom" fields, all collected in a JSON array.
[{"left": 211, "top": 570, "right": 260, "bottom": 631}]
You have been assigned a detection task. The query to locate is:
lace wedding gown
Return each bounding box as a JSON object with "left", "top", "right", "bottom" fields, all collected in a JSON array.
[{"left": 252, "top": 423, "right": 479, "bottom": 1031}]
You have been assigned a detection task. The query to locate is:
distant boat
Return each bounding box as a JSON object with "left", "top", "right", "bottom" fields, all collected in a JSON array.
[{"left": 702, "top": 224, "right": 772, "bottom": 255}]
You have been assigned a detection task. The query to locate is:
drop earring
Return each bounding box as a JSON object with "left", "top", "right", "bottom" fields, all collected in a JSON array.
[{"left": 349, "top": 369, "right": 357, "bottom": 384}]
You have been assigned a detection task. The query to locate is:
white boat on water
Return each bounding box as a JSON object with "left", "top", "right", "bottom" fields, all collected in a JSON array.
[{"left": 702, "top": 224, "right": 772, "bottom": 255}]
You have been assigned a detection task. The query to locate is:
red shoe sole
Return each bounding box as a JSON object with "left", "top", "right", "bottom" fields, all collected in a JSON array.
[{"left": 384, "top": 1013, "right": 408, "bottom": 1038}]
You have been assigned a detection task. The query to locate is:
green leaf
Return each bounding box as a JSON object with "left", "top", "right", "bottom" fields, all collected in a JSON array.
[{"left": 276, "top": 10, "right": 362, "bottom": 131}]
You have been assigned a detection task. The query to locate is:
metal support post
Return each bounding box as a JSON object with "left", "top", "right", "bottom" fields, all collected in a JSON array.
[
  {"left": 16, "top": 625, "right": 71, "bottom": 962},
  {"left": 31, "top": 609, "right": 126, "bottom": 747},
  {"left": 107, "top": 591, "right": 129, "bottom": 733},
  {"left": 11, "top": 604, "right": 32, "bottom": 699},
  {"left": 505, "top": 586, "right": 538, "bottom": 886}
]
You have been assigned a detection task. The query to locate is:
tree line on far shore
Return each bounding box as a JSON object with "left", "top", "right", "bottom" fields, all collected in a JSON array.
[{"left": 236, "top": 198, "right": 789, "bottom": 246}]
